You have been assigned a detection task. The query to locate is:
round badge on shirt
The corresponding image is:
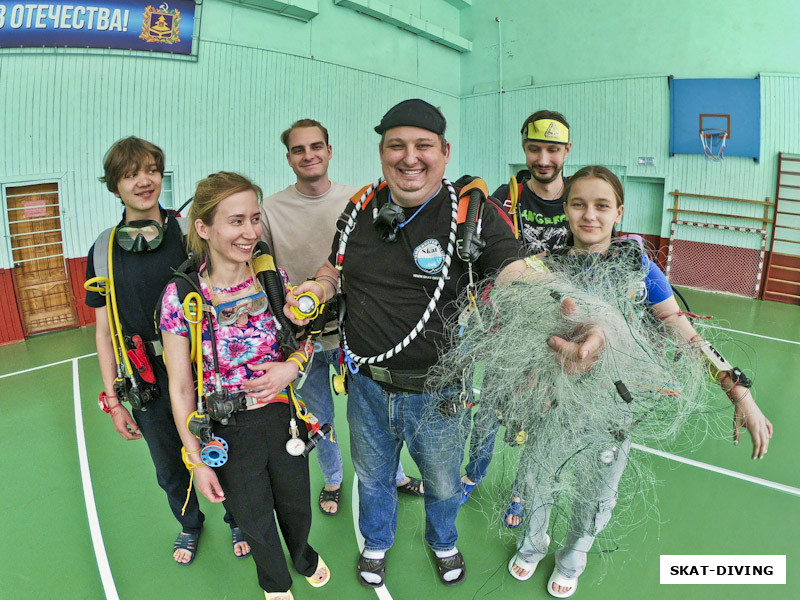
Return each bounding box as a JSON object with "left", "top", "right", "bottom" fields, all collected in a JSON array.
[{"left": 414, "top": 239, "right": 445, "bottom": 274}]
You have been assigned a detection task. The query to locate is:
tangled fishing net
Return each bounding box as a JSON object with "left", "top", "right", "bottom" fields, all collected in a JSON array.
[{"left": 429, "top": 244, "right": 732, "bottom": 555}]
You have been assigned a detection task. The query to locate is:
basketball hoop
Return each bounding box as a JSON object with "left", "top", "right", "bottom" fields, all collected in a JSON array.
[{"left": 700, "top": 128, "right": 728, "bottom": 162}]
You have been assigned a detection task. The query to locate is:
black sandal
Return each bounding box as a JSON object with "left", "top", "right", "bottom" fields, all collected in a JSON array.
[
  {"left": 396, "top": 476, "right": 424, "bottom": 497},
  {"left": 318, "top": 486, "right": 341, "bottom": 515},
  {"left": 173, "top": 531, "right": 199, "bottom": 565},
  {"left": 357, "top": 554, "right": 386, "bottom": 588},
  {"left": 231, "top": 526, "right": 250, "bottom": 558},
  {"left": 435, "top": 550, "right": 466, "bottom": 586}
]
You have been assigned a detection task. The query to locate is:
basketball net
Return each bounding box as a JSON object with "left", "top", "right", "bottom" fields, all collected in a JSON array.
[{"left": 700, "top": 129, "right": 728, "bottom": 162}]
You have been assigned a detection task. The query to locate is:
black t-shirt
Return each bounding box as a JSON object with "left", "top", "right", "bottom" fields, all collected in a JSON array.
[
  {"left": 494, "top": 178, "right": 569, "bottom": 254},
  {"left": 85, "top": 211, "right": 188, "bottom": 343},
  {"left": 328, "top": 184, "right": 523, "bottom": 372}
]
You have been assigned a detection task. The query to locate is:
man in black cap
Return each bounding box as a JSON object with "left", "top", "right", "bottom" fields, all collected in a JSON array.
[
  {"left": 285, "top": 98, "right": 529, "bottom": 587},
  {"left": 288, "top": 99, "right": 604, "bottom": 588}
]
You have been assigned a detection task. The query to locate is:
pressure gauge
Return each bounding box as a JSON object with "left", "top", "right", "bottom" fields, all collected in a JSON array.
[{"left": 286, "top": 437, "right": 306, "bottom": 457}]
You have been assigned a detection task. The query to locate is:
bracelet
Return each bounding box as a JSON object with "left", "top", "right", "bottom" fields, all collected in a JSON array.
[
  {"left": 109, "top": 403, "right": 126, "bottom": 413},
  {"left": 316, "top": 274, "right": 338, "bottom": 291}
]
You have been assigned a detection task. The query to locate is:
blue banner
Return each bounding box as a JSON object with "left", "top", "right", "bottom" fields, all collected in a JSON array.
[{"left": 0, "top": 1, "right": 195, "bottom": 55}]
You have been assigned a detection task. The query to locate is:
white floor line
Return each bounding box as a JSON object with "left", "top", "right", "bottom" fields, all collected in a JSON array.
[
  {"left": 632, "top": 443, "right": 800, "bottom": 497},
  {"left": 0, "top": 352, "right": 97, "bottom": 379},
  {"left": 704, "top": 324, "right": 800, "bottom": 346},
  {"left": 352, "top": 477, "right": 394, "bottom": 600},
  {"left": 73, "top": 359, "right": 119, "bottom": 600}
]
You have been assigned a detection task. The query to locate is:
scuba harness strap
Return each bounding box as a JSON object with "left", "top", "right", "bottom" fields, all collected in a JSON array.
[
  {"left": 336, "top": 177, "right": 490, "bottom": 397},
  {"left": 84, "top": 226, "right": 159, "bottom": 411},
  {"left": 507, "top": 176, "right": 521, "bottom": 239}
]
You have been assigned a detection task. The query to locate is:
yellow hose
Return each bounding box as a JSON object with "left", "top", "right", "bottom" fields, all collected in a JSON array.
[{"left": 183, "top": 291, "right": 205, "bottom": 403}]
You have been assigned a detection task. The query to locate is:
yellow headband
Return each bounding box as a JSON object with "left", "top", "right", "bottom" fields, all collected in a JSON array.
[{"left": 523, "top": 119, "right": 569, "bottom": 144}]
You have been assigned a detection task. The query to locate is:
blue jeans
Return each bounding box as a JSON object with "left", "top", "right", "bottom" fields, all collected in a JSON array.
[
  {"left": 298, "top": 348, "right": 405, "bottom": 487},
  {"left": 347, "top": 372, "right": 469, "bottom": 551},
  {"left": 463, "top": 403, "right": 501, "bottom": 484}
]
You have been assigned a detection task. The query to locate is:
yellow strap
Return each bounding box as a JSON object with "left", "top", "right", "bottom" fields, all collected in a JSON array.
[
  {"left": 287, "top": 356, "right": 306, "bottom": 372},
  {"left": 179, "top": 446, "right": 204, "bottom": 516},
  {"left": 288, "top": 384, "right": 313, "bottom": 425},
  {"left": 303, "top": 281, "right": 327, "bottom": 304},
  {"left": 508, "top": 177, "right": 520, "bottom": 239}
]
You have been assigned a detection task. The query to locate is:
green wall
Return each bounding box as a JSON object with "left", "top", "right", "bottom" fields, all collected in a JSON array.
[
  {"left": 460, "top": 0, "right": 800, "bottom": 94},
  {"left": 0, "top": 0, "right": 465, "bottom": 267},
  {"left": 2, "top": 0, "right": 800, "bottom": 270}
]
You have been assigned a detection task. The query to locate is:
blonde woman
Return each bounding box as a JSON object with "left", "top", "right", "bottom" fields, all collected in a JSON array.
[{"left": 160, "top": 172, "right": 329, "bottom": 600}]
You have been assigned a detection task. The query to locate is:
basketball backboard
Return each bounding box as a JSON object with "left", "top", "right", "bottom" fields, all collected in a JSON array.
[{"left": 669, "top": 77, "right": 760, "bottom": 162}]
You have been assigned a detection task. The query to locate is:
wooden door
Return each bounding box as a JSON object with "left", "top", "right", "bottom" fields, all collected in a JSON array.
[{"left": 6, "top": 183, "right": 78, "bottom": 334}]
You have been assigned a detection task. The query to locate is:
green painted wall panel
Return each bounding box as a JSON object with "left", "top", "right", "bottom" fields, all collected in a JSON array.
[
  {"left": 200, "top": 0, "right": 462, "bottom": 91},
  {"left": 460, "top": 0, "right": 800, "bottom": 95},
  {"left": 4, "top": 2, "right": 800, "bottom": 275},
  {"left": 0, "top": 40, "right": 459, "bottom": 267},
  {"left": 622, "top": 179, "right": 664, "bottom": 237}
]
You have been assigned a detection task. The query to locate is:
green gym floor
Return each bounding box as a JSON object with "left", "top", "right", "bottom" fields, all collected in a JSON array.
[{"left": 1, "top": 288, "right": 797, "bottom": 600}]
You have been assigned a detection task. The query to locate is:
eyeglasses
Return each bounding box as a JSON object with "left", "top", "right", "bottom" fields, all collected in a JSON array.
[
  {"left": 116, "top": 220, "right": 165, "bottom": 252},
  {"left": 211, "top": 287, "right": 269, "bottom": 326}
]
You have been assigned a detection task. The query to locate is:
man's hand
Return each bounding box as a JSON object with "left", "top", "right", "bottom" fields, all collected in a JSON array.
[
  {"left": 110, "top": 405, "right": 142, "bottom": 440},
  {"left": 284, "top": 281, "right": 315, "bottom": 326},
  {"left": 548, "top": 297, "right": 605, "bottom": 375},
  {"left": 733, "top": 392, "right": 773, "bottom": 459},
  {"left": 241, "top": 361, "right": 300, "bottom": 400}
]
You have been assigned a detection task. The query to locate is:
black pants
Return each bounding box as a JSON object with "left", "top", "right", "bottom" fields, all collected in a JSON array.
[
  {"left": 134, "top": 364, "right": 236, "bottom": 534},
  {"left": 215, "top": 402, "right": 318, "bottom": 593}
]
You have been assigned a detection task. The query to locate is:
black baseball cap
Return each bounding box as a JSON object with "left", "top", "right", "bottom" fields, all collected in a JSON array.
[{"left": 374, "top": 99, "right": 447, "bottom": 136}]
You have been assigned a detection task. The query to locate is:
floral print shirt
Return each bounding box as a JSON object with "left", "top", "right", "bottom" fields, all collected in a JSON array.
[{"left": 159, "top": 268, "right": 290, "bottom": 396}]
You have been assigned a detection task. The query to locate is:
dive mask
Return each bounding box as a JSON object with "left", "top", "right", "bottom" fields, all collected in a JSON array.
[
  {"left": 116, "top": 219, "right": 165, "bottom": 252},
  {"left": 210, "top": 279, "right": 269, "bottom": 326}
]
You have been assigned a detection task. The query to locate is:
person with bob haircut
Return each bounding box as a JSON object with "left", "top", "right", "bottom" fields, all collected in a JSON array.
[
  {"left": 506, "top": 165, "right": 773, "bottom": 598},
  {"left": 86, "top": 137, "right": 247, "bottom": 565},
  {"left": 160, "top": 172, "right": 329, "bottom": 600}
]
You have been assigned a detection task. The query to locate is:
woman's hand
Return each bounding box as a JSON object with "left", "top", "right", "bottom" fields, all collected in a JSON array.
[
  {"left": 241, "top": 360, "right": 300, "bottom": 400},
  {"left": 732, "top": 391, "right": 773, "bottom": 459},
  {"left": 193, "top": 465, "right": 226, "bottom": 502}
]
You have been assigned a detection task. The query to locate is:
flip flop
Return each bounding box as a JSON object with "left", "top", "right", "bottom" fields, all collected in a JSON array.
[
  {"left": 357, "top": 554, "right": 386, "bottom": 588},
  {"left": 397, "top": 476, "right": 424, "bottom": 497},
  {"left": 319, "top": 486, "right": 341, "bottom": 515},
  {"left": 306, "top": 555, "right": 330, "bottom": 588},
  {"left": 173, "top": 531, "right": 199, "bottom": 565},
  {"left": 231, "top": 526, "right": 250, "bottom": 558},
  {"left": 508, "top": 534, "right": 550, "bottom": 581},
  {"left": 548, "top": 567, "right": 578, "bottom": 598},
  {"left": 504, "top": 499, "right": 524, "bottom": 528},
  {"left": 435, "top": 550, "right": 466, "bottom": 586},
  {"left": 264, "top": 592, "right": 293, "bottom": 600}
]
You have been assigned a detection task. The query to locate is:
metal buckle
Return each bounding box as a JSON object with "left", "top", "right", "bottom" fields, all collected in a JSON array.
[{"left": 368, "top": 365, "right": 393, "bottom": 384}]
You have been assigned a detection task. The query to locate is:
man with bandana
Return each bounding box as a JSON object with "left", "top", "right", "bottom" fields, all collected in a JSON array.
[
  {"left": 460, "top": 111, "right": 575, "bottom": 516},
  {"left": 494, "top": 110, "right": 573, "bottom": 255}
]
